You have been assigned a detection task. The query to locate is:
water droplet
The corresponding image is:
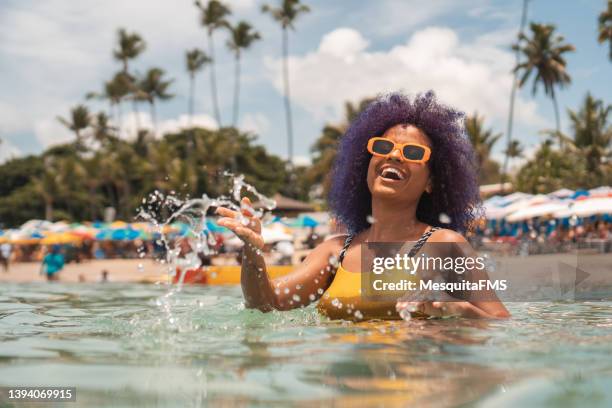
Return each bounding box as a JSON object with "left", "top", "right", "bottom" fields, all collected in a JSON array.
[
  {"left": 309, "top": 294, "right": 316, "bottom": 301},
  {"left": 292, "top": 294, "right": 301, "bottom": 302},
  {"left": 328, "top": 255, "right": 339, "bottom": 268},
  {"left": 366, "top": 215, "right": 376, "bottom": 224},
  {"left": 275, "top": 288, "right": 281, "bottom": 295},
  {"left": 283, "top": 288, "right": 290, "bottom": 294},
  {"left": 317, "top": 288, "right": 324, "bottom": 295},
  {"left": 354, "top": 310, "right": 363, "bottom": 320}
]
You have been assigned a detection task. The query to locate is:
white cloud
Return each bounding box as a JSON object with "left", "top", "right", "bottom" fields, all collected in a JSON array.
[
  {"left": 319, "top": 28, "right": 369, "bottom": 61},
  {"left": 35, "top": 118, "right": 74, "bottom": 148},
  {"left": 0, "top": 139, "right": 22, "bottom": 164},
  {"left": 226, "top": 0, "right": 258, "bottom": 12},
  {"left": 265, "top": 26, "right": 547, "bottom": 134},
  {"left": 293, "top": 155, "right": 312, "bottom": 166},
  {"left": 0, "top": 0, "right": 218, "bottom": 148},
  {"left": 240, "top": 112, "right": 270, "bottom": 135},
  {"left": 119, "top": 112, "right": 218, "bottom": 139},
  {"left": 158, "top": 113, "right": 218, "bottom": 135}
]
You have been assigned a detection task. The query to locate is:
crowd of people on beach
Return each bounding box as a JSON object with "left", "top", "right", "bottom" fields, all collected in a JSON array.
[{"left": 1, "top": 215, "right": 610, "bottom": 281}]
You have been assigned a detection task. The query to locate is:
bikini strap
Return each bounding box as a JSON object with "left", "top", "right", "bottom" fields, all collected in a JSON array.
[
  {"left": 338, "top": 234, "right": 355, "bottom": 265},
  {"left": 337, "top": 226, "right": 439, "bottom": 264},
  {"left": 407, "top": 226, "right": 440, "bottom": 258}
]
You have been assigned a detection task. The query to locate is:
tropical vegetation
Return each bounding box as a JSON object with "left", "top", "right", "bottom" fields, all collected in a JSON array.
[{"left": 0, "top": 1, "right": 610, "bottom": 228}]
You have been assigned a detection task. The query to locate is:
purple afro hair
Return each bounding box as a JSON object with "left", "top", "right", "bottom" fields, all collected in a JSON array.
[{"left": 328, "top": 90, "right": 482, "bottom": 234}]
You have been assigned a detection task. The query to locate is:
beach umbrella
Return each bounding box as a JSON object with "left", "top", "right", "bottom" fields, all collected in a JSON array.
[
  {"left": 506, "top": 201, "right": 570, "bottom": 222},
  {"left": 20, "top": 219, "right": 53, "bottom": 232},
  {"left": 485, "top": 194, "right": 547, "bottom": 220},
  {"left": 288, "top": 215, "right": 319, "bottom": 228},
  {"left": 95, "top": 227, "right": 141, "bottom": 241},
  {"left": 588, "top": 186, "right": 612, "bottom": 198},
  {"left": 549, "top": 188, "right": 574, "bottom": 199},
  {"left": 40, "top": 232, "right": 82, "bottom": 245},
  {"left": 554, "top": 197, "right": 612, "bottom": 218},
  {"left": 49, "top": 221, "right": 70, "bottom": 232},
  {"left": 571, "top": 189, "right": 589, "bottom": 200},
  {"left": 206, "top": 219, "right": 227, "bottom": 233},
  {"left": 6, "top": 230, "right": 43, "bottom": 244}
]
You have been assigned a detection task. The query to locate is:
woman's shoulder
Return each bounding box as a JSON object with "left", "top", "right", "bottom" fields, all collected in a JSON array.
[
  {"left": 429, "top": 227, "right": 468, "bottom": 243},
  {"left": 321, "top": 233, "right": 351, "bottom": 250}
]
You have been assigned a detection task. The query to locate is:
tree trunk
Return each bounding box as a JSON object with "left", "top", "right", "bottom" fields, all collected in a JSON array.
[
  {"left": 282, "top": 27, "right": 294, "bottom": 166},
  {"left": 45, "top": 199, "right": 53, "bottom": 221},
  {"left": 501, "top": 0, "right": 529, "bottom": 191},
  {"left": 132, "top": 99, "right": 140, "bottom": 135},
  {"left": 551, "top": 88, "right": 562, "bottom": 148},
  {"left": 232, "top": 53, "right": 241, "bottom": 127},
  {"left": 118, "top": 102, "right": 123, "bottom": 126},
  {"left": 150, "top": 101, "right": 157, "bottom": 136},
  {"left": 189, "top": 73, "right": 195, "bottom": 126},
  {"left": 208, "top": 32, "right": 222, "bottom": 127}
]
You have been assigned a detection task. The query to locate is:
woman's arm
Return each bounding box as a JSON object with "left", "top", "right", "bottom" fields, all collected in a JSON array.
[{"left": 217, "top": 197, "right": 343, "bottom": 312}]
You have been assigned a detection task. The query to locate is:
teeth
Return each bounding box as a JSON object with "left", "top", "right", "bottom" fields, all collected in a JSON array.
[{"left": 381, "top": 167, "right": 404, "bottom": 180}]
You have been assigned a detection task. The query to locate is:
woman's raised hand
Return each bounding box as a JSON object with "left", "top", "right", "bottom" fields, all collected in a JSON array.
[{"left": 216, "top": 197, "right": 264, "bottom": 250}]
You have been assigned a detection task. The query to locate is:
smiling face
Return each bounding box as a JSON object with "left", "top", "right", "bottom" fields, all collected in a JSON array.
[{"left": 366, "top": 124, "right": 432, "bottom": 203}]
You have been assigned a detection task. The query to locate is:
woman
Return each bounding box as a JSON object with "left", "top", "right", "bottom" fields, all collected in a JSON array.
[{"left": 217, "top": 91, "right": 509, "bottom": 320}]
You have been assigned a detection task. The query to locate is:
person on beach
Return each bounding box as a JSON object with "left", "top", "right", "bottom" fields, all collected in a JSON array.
[
  {"left": 41, "top": 245, "right": 65, "bottom": 281},
  {"left": 0, "top": 242, "right": 11, "bottom": 272},
  {"left": 217, "top": 91, "right": 509, "bottom": 320}
]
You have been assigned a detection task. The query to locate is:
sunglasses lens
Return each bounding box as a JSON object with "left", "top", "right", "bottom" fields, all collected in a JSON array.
[
  {"left": 403, "top": 145, "right": 426, "bottom": 160},
  {"left": 371, "top": 139, "right": 394, "bottom": 155}
]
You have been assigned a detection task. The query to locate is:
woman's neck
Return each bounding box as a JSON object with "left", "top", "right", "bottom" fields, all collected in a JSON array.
[{"left": 366, "top": 197, "right": 427, "bottom": 242}]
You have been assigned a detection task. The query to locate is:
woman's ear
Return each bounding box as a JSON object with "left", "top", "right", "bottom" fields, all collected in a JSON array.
[{"left": 425, "top": 177, "right": 433, "bottom": 194}]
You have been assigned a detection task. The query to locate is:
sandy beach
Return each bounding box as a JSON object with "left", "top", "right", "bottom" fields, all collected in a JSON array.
[
  {"left": 1, "top": 252, "right": 609, "bottom": 288},
  {"left": 0, "top": 259, "right": 168, "bottom": 283}
]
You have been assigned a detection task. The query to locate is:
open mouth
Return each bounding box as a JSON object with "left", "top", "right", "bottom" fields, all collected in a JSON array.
[{"left": 379, "top": 167, "right": 405, "bottom": 181}]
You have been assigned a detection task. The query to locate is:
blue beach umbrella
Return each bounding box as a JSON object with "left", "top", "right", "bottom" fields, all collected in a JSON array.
[
  {"left": 96, "top": 228, "right": 141, "bottom": 241},
  {"left": 287, "top": 215, "right": 319, "bottom": 228},
  {"left": 206, "top": 219, "right": 227, "bottom": 233}
]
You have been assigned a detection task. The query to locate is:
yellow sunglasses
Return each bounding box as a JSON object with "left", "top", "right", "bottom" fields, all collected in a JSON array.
[{"left": 367, "top": 137, "right": 431, "bottom": 164}]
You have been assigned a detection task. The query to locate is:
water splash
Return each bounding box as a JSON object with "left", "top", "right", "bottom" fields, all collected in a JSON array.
[{"left": 136, "top": 172, "right": 276, "bottom": 291}]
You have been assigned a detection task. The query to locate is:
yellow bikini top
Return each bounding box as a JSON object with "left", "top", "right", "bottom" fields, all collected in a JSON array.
[{"left": 317, "top": 226, "right": 440, "bottom": 321}]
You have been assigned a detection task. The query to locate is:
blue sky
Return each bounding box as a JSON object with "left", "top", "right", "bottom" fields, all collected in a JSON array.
[{"left": 0, "top": 0, "right": 610, "bottom": 169}]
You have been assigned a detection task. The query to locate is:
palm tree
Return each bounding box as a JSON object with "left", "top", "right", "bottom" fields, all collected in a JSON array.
[
  {"left": 185, "top": 48, "right": 212, "bottom": 123},
  {"left": 568, "top": 93, "right": 611, "bottom": 183},
  {"left": 195, "top": 0, "right": 231, "bottom": 127},
  {"left": 307, "top": 98, "right": 374, "bottom": 197},
  {"left": 501, "top": 0, "right": 530, "bottom": 191},
  {"left": 598, "top": 0, "right": 612, "bottom": 61},
  {"left": 32, "top": 157, "right": 64, "bottom": 221},
  {"left": 92, "top": 112, "right": 118, "bottom": 145},
  {"left": 466, "top": 113, "right": 502, "bottom": 166},
  {"left": 513, "top": 23, "right": 575, "bottom": 146},
  {"left": 137, "top": 68, "right": 174, "bottom": 132},
  {"left": 87, "top": 72, "right": 131, "bottom": 126},
  {"left": 262, "top": 0, "right": 310, "bottom": 165},
  {"left": 113, "top": 28, "right": 147, "bottom": 131},
  {"left": 226, "top": 21, "right": 261, "bottom": 127},
  {"left": 57, "top": 104, "right": 92, "bottom": 144},
  {"left": 466, "top": 113, "right": 502, "bottom": 184},
  {"left": 113, "top": 28, "right": 146, "bottom": 73},
  {"left": 504, "top": 140, "right": 524, "bottom": 173}
]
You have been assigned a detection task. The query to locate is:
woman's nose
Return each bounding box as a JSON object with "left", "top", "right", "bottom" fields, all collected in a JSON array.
[{"left": 388, "top": 147, "right": 403, "bottom": 162}]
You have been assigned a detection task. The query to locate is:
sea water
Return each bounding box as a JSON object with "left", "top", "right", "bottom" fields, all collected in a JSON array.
[{"left": 1, "top": 282, "right": 611, "bottom": 407}]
